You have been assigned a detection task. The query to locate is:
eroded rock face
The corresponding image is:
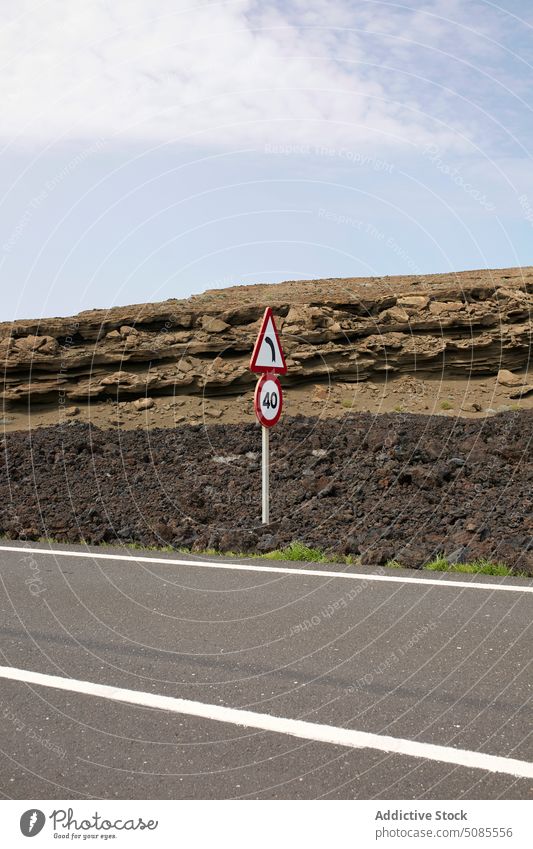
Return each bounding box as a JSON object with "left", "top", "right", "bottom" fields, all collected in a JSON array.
[{"left": 1, "top": 267, "right": 531, "bottom": 405}]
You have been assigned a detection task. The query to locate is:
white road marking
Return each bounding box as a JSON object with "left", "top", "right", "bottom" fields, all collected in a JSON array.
[
  {"left": 0, "top": 545, "right": 531, "bottom": 594},
  {"left": 1, "top": 664, "right": 531, "bottom": 779}
]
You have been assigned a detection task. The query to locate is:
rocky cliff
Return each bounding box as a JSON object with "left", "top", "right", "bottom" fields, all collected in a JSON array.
[{"left": 1, "top": 267, "right": 532, "bottom": 405}]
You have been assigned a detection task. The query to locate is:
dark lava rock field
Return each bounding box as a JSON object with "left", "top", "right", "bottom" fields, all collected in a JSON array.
[{"left": 0, "top": 411, "right": 531, "bottom": 574}]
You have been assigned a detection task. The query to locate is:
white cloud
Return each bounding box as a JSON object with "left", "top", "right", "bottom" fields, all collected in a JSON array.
[{"left": 0, "top": 0, "right": 522, "bottom": 151}]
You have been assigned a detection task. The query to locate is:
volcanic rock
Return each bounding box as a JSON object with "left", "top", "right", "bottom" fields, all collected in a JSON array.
[{"left": 0, "top": 412, "right": 531, "bottom": 574}]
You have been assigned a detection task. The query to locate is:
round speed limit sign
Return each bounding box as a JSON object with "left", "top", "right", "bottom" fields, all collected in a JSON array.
[{"left": 254, "top": 373, "right": 283, "bottom": 427}]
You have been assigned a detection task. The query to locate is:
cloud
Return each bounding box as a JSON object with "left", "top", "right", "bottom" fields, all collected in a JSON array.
[{"left": 0, "top": 0, "right": 525, "bottom": 152}]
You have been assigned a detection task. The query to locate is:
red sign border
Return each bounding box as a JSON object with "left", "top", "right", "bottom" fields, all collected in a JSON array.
[
  {"left": 254, "top": 373, "right": 283, "bottom": 427},
  {"left": 249, "top": 307, "right": 287, "bottom": 374}
]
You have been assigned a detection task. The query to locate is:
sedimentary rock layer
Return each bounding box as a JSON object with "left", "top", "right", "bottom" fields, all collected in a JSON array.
[{"left": 1, "top": 267, "right": 532, "bottom": 404}]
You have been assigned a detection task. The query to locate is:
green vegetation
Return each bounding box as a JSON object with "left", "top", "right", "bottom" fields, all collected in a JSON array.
[
  {"left": 422, "top": 555, "right": 449, "bottom": 571},
  {"left": 385, "top": 554, "right": 528, "bottom": 578},
  {"left": 440, "top": 400, "right": 453, "bottom": 410},
  {"left": 4, "top": 535, "right": 527, "bottom": 578},
  {"left": 178, "top": 539, "right": 360, "bottom": 566},
  {"left": 423, "top": 557, "right": 517, "bottom": 577},
  {"left": 341, "top": 553, "right": 361, "bottom": 566},
  {"left": 263, "top": 541, "right": 360, "bottom": 566},
  {"left": 263, "top": 541, "right": 328, "bottom": 562}
]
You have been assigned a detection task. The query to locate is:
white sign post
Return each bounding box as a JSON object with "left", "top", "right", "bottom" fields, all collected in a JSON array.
[
  {"left": 254, "top": 371, "right": 283, "bottom": 524},
  {"left": 262, "top": 425, "right": 269, "bottom": 525},
  {"left": 250, "top": 309, "right": 287, "bottom": 525}
]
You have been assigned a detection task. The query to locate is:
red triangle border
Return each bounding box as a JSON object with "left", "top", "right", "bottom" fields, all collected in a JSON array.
[{"left": 249, "top": 307, "right": 288, "bottom": 374}]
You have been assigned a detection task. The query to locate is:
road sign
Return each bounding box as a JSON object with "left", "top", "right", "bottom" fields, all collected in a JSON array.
[
  {"left": 250, "top": 307, "right": 287, "bottom": 374},
  {"left": 254, "top": 373, "right": 283, "bottom": 428},
  {"left": 253, "top": 372, "right": 283, "bottom": 524},
  {"left": 250, "top": 310, "right": 286, "bottom": 525}
]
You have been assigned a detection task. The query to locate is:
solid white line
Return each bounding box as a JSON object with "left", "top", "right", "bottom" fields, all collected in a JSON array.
[
  {"left": 0, "top": 545, "right": 532, "bottom": 594},
  {"left": 1, "top": 665, "right": 531, "bottom": 779}
]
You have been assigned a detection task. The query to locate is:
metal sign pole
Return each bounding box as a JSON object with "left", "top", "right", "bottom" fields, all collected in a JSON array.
[{"left": 262, "top": 425, "right": 269, "bottom": 524}]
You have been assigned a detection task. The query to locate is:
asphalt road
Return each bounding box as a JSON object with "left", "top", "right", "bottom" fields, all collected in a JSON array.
[{"left": 0, "top": 542, "right": 531, "bottom": 800}]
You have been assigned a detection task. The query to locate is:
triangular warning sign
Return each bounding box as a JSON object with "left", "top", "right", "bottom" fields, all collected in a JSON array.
[{"left": 250, "top": 307, "right": 287, "bottom": 374}]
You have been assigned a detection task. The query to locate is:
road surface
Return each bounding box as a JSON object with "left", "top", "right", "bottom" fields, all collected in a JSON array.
[{"left": 0, "top": 542, "right": 531, "bottom": 800}]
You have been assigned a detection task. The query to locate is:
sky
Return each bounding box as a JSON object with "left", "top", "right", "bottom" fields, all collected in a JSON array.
[{"left": 0, "top": 0, "right": 532, "bottom": 321}]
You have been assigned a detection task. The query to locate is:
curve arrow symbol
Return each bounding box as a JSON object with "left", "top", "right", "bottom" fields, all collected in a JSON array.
[{"left": 265, "top": 336, "right": 276, "bottom": 361}]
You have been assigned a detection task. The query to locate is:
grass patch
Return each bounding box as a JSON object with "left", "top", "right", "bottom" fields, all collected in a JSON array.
[
  {"left": 422, "top": 555, "right": 449, "bottom": 571},
  {"left": 179, "top": 542, "right": 360, "bottom": 566},
  {"left": 263, "top": 541, "right": 328, "bottom": 562},
  {"left": 342, "top": 553, "right": 361, "bottom": 566},
  {"left": 440, "top": 400, "right": 453, "bottom": 410},
  {"left": 263, "top": 543, "right": 361, "bottom": 566},
  {"left": 385, "top": 555, "right": 529, "bottom": 578},
  {"left": 423, "top": 557, "right": 517, "bottom": 577}
]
